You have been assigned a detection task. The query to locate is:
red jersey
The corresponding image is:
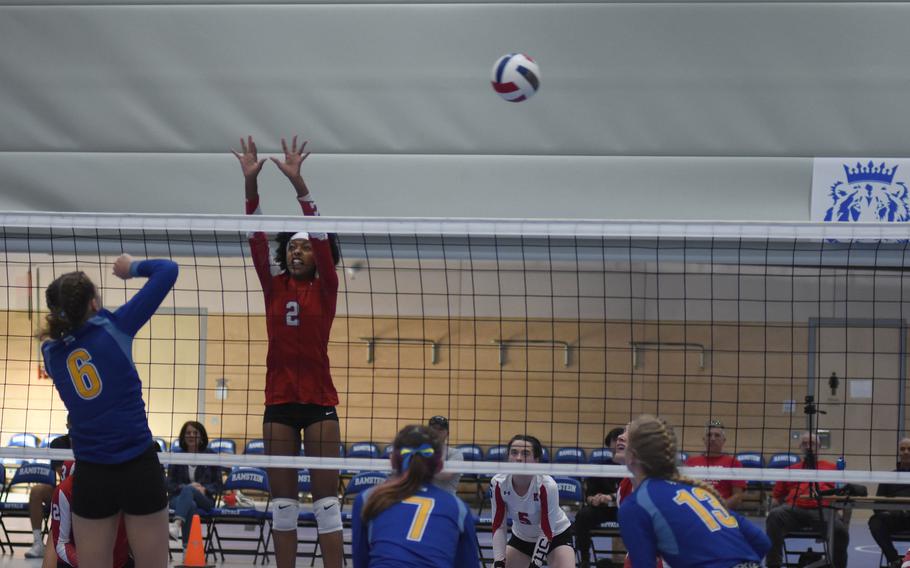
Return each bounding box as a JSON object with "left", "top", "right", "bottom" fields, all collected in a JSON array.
[
  {"left": 617, "top": 477, "right": 633, "bottom": 507},
  {"left": 247, "top": 195, "right": 339, "bottom": 406},
  {"left": 771, "top": 459, "right": 837, "bottom": 509},
  {"left": 51, "top": 476, "right": 130, "bottom": 567},
  {"left": 684, "top": 454, "right": 747, "bottom": 499}
]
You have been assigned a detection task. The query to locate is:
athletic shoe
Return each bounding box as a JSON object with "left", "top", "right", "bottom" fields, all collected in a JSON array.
[{"left": 24, "top": 540, "right": 44, "bottom": 559}]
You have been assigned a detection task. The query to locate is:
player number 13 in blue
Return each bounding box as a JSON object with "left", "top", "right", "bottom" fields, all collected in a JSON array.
[{"left": 672, "top": 486, "right": 738, "bottom": 532}]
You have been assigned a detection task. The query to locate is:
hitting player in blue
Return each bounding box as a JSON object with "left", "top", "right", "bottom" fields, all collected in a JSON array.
[
  {"left": 352, "top": 425, "right": 479, "bottom": 568},
  {"left": 40, "top": 254, "right": 177, "bottom": 568},
  {"left": 619, "top": 415, "right": 770, "bottom": 568}
]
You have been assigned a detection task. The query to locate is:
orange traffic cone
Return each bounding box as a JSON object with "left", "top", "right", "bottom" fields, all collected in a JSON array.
[{"left": 177, "top": 514, "right": 213, "bottom": 568}]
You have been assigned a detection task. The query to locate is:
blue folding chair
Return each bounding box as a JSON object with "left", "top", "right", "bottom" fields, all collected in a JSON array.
[
  {"left": 206, "top": 467, "right": 270, "bottom": 564},
  {"left": 152, "top": 437, "right": 167, "bottom": 452},
  {"left": 341, "top": 471, "right": 389, "bottom": 525},
  {"left": 735, "top": 452, "right": 766, "bottom": 514},
  {"left": 244, "top": 439, "right": 265, "bottom": 455},
  {"left": 768, "top": 452, "right": 800, "bottom": 469},
  {"left": 555, "top": 447, "right": 587, "bottom": 464},
  {"left": 486, "top": 445, "right": 508, "bottom": 462},
  {"left": 343, "top": 442, "right": 380, "bottom": 476},
  {"left": 554, "top": 476, "right": 585, "bottom": 516},
  {"left": 2, "top": 433, "right": 40, "bottom": 468},
  {"left": 380, "top": 444, "right": 394, "bottom": 459},
  {"left": 209, "top": 439, "right": 237, "bottom": 454},
  {"left": 456, "top": 444, "right": 483, "bottom": 462},
  {"left": 171, "top": 438, "right": 182, "bottom": 452},
  {"left": 589, "top": 447, "right": 614, "bottom": 465},
  {"left": 0, "top": 462, "right": 55, "bottom": 552},
  {"left": 455, "top": 444, "right": 484, "bottom": 498},
  {"left": 348, "top": 442, "right": 379, "bottom": 459}
]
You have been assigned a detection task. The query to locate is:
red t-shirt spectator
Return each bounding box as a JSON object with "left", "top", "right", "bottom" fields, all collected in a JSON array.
[{"left": 685, "top": 454, "right": 747, "bottom": 499}]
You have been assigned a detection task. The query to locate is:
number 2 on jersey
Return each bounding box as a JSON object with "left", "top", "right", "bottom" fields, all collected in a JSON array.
[
  {"left": 402, "top": 496, "right": 435, "bottom": 542},
  {"left": 673, "top": 486, "right": 738, "bottom": 532},
  {"left": 66, "top": 348, "right": 103, "bottom": 400},
  {"left": 285, "top": 301, "right": 299, "bottom": 326}
]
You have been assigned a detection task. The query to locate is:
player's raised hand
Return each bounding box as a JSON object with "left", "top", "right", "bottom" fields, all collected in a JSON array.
[
  {"left": 270, "top": 135, "right": 311, "bottom": 181},
  {"left": 113, "top": 254, "right": 134, "bottom": 280},
  {"left": 231, "top": 136, "right": 267, "bottom": 180}
]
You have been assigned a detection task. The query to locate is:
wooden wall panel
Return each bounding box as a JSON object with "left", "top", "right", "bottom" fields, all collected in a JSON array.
[{"left": 0, "top": 308, "right": 904, "bottom": 462}]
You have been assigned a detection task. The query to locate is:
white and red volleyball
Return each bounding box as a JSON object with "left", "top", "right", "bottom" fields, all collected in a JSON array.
[{"left": 490, "top": 53, "right": 540, "bottom": 102}]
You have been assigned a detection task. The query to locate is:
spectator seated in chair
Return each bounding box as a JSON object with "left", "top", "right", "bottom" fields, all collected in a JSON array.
[
  {"left": 575, "top": 427, "right": 625, "bottom": 568},
  {"left": 765, "top": 432, "right": 849, "bottom": 568},
  {"left": 427, "top": 415, "right": 463, "bottom": 495},
  {"left": 869, "top": 437, "right": 910, "bottom": 568},
  {"left": 166, "top": 421, "right": 223, "bottom": 549},
  {"left": 24, "top": 429, "right": 71, "bottom": 559},
  {"left": 684, "top": 419, "right": 746, "bottom": 510}
]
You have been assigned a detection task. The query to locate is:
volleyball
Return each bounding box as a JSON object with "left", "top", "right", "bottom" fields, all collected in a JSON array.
[{"left": 490, "top": 53, "right": 540, "bottom": 102}]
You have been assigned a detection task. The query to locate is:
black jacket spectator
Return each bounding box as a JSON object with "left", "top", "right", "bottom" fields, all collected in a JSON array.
[{"left": 166, "top": 453, "right": 223, "bottom": 499}]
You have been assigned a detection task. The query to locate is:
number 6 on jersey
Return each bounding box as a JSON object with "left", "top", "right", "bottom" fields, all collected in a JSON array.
[{"left": 66, "top": 348, "right": 103, "bottom": 400}]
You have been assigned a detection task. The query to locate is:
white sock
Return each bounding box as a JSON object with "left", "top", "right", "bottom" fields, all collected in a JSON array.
[{"left": 32, "top": 529, "right": 41, "bottom": 543}]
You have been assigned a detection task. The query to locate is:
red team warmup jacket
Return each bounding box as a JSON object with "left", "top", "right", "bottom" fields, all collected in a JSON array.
[
  {"left": 772, "top": 459, "right": 837, "bottom": 508},
  {"left": 247, "top": 195, "right": 339, "bottom": 407}
]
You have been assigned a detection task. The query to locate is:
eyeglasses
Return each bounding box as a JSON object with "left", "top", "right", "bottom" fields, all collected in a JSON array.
[
  {"left": 707, "top": 419, "right": 724, "bottom": 429},
  {"left": 428, "top": 416, "right": 449, "bottom": 430}
]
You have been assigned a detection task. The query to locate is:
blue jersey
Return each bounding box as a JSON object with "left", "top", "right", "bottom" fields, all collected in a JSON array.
[
  {"left": 42, "top": 259, "right": 178, "bottom": 464},
  {"left": 352, "top": 483, "right": 479, "bottom": 568},
  {"left": 619, "top": 478, "right": 770, "bottom": 568}
]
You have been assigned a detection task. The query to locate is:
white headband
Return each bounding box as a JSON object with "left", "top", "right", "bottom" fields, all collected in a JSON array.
[{"left": 290, "top": 232, "right": 310, "bottom": 242}]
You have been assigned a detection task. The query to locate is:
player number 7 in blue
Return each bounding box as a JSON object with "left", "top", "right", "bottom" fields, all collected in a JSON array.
[
  {"left": 672, "top": 486, "right": 738, "bottom": 532},
  {"left": 66, "top": 348, "right": 103, "bottom": 400},
  {"left": 402, "top": 496, "right": 435, "bottom": 542}
]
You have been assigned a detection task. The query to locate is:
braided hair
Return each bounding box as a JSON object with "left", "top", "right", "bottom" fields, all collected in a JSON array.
[
  {"left": 360, "top": 425, "right": 443, "bottom": 521},
  {"left": 627, "top": 414, "right": 725, "bottom": 503},
  {"left": 38, "top": 272, "right": 98, "bottom": 340}
]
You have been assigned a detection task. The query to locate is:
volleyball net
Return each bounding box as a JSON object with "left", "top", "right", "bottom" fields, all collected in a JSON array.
[{"left": 1, "top": 211, "right": 909, "bottom": 483}]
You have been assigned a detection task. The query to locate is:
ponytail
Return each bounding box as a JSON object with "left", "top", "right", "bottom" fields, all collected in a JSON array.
[
  {"left": 361, "top": 425, "right": 442, "bottom": 521},
  {"left": 628, "top": 414, "right": 725, "bottom": 503},
  {"left": 38, "top": 272, "right": 97, "bottom": 341}
]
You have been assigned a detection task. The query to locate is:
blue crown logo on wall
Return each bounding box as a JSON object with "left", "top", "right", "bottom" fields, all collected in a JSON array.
[
  {"left": 843, "top": 161, "right": 898, "bottom": 185},
  {"left": 825, "top": 160, "right": 910, "bottom": 222}
]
